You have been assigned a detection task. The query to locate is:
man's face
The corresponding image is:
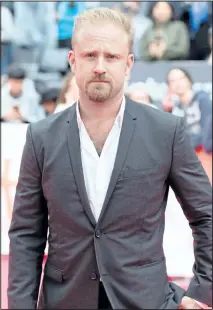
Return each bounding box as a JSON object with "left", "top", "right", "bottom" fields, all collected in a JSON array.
[
  {"left": 43, "top": 101, "right": 57, "bottom": 115},
  {"left": 8, "top": 78, "right": 23, "bottom": 97},
  {"left": 68, "top": 22, "right": 134, "bottom": 103}
]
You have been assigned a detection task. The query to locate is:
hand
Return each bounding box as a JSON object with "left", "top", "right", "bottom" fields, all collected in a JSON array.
[
  {"left": 178, "top": 296, "right": 212, "bottom": 309},
  {"left": 3, "top": 107, "right": 22, "bottom": 121},
  {"left": 162, "top": 91, "right": 174, "bottom": 112},
  {"left": 155, "top": 40, "right": 166, "bottom": 59},
  {"left": 148, "top": 42, "right": 158, "bottom": 57}
]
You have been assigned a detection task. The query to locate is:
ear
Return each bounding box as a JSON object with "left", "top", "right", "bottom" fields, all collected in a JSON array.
[
  {"left": 125, "top": 53, "right": 134, "bottom": 77},
  {"left": 68, "top": 50, "right": 75, "bottom": 73}
]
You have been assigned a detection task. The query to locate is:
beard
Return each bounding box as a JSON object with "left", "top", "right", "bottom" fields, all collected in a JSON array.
[{"left": 86, "top": 81, "right": 113, "bottom": 102}]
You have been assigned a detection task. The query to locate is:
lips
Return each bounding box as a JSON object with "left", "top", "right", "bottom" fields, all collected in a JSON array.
[{"left": 91, "top": 81, "right": 109, "bottom": 83}]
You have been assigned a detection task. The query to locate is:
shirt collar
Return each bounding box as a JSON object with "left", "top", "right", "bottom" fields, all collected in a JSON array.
[{"left": 76, "top": 96, "right": 126, "bottom": 130}]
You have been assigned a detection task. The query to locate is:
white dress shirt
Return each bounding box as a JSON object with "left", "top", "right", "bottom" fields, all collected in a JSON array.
[{"left": 76, "top": 98, "right": 125, "bottom": 222}]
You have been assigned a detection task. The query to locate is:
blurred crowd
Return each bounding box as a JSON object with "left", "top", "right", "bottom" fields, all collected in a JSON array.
[{"left": 1, "top": 1, "right": 212, "bottom": 153}]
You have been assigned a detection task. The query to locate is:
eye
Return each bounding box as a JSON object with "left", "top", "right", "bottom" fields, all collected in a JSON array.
[
  {"left": 87, "top": 54, "right": 95, "bottom": 58},
  {"left": 106, "top": 55, "right": 116, "bottom": 60}
]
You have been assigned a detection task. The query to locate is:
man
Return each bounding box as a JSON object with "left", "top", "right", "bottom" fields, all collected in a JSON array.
[
  {"left": 39, "top": 88, "right": 60, "bottom": 116},
  {"left": 125, "top": 82, "right": 163, "bottom": 110},
  {"left": 8, "top": 7, "right": 212, "bottom": 309},
  {"left": 1, "top": 66, "right": 45, "bottom": 123}
]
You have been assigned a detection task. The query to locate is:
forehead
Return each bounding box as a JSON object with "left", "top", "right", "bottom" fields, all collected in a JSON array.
[
  {"left": 168, "top": 69, "right": 185, "bottom": 80},
  {"left": 154, "top": 2, "right": 171, "bottom": 11},
  {"left": 9, "top": 78, "right": 23, "bottom": 83},
  {"left": 75, "top": 22, "right": 129, "bottom": 52}
]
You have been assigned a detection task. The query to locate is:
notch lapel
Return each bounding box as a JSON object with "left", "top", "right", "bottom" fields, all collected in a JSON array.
[
  {"left": 66, "top": 105, "right": 96, "bottom": 226},
  {"left": 97, "top": 99, "right": 137, "bottom": 225}
]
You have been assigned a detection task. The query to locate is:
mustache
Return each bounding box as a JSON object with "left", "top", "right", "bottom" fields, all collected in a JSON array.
[{"left": 89, "top": 75, "right": 110, "bottom": 82}]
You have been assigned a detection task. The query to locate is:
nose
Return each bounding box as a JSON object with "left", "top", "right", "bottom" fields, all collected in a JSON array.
[{"left": 93, "top": 57, "right": 106, "bottom": 75}]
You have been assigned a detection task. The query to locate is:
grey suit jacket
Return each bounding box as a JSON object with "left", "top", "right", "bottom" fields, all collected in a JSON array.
[{"left": 8, "top": 98, "right": 212, "bottom": 309}]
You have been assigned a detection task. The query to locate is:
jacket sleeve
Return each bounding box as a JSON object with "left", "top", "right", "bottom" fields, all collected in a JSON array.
[
  {"left": 168, "top": 117, "right": 212, "bottom": 306},
  {"left": 8, "top": 124, "right": 48, "bottom": 309},
  {"left": 163, "top": 22, "right": 190, "bottom": 60}
]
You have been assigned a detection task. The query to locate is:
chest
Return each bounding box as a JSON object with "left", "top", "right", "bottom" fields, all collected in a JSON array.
[
  {"left": 151, "top": 24, "right": 172, "bottom": 43},
  {"left": 83, "top": 119, "right": 115, "bottom": 150}
]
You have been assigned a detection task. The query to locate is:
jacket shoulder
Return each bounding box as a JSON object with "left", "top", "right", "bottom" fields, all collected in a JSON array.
[
  {"left": 172, "top": 20, "right": 188, "bottom": 30},
  {"left": 30, "top": 105, "right": 74, "bottom": 138},
  {"left": 132, "top": 100, "right": 179, "bottom": 126}
]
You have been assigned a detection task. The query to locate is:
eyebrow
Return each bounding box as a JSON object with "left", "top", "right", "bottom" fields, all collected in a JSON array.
[{"left": 80, "top": 50, "right": 123, "bottom": 57}]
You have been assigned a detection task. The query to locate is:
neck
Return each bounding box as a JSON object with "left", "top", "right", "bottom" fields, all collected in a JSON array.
[
  {"left": 10, "top": 90, "right": 22, "bottom": 98},
  {"left": 78, "top": 91, "right": 124, "bottom": 122},
  {"left": 155, "top": 20, "right": 169, "bottom": 28},
  {"left": 179, "top": 89, "right": 193, "bottom": 105}
]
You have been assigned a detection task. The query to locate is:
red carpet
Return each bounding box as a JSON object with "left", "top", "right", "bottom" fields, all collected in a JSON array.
[{"left": 1, "top": 256, "right": 9, "bottom": 309}]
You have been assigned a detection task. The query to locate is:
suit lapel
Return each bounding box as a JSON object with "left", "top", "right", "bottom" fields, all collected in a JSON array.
[
  {"left": 66, "top": 104, "right": 96, "bottom": 226},
  {"left": 97, "top": 98, "right": 137, "bottom": 224}
]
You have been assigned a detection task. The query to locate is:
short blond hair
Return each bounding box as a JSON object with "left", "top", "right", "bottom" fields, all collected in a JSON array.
[{"left": 72, "top": 7, "right": 133, "bottom": 52}]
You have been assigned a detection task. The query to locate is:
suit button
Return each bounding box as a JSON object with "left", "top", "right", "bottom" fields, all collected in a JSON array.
[
  {"left": 95, "top": 229, "right": 101, "bottom": 238},
  {"left": 91, "top": 273, "right": 98, "bottom": 280}
]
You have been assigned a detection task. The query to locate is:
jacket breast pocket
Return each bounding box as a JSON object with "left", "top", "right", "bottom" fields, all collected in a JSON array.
[
  {"left": 119, "top": 163, "right": 159, "bottom": 180},
  {"left": 116, "top": 163, "right": 166, "bottom": 206}
]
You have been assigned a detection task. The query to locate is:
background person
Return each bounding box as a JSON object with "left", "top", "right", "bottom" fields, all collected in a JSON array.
[
  {"left": 39, "top": 88, "right": 60, "bottom": 116},
  {"left": 12, "top": 2, "right": 57, "bottom": 63},
  {"left": 54, "top": 72, "right": 79, "bottom": 113},
  {"left": 1, "top": 66, "right": 45, "bottom": 123},
  {"left": 125, "top": 82, "right": 163, "bottom": 109},
  {"left": 118, "top": 1, "right": 152, "bottom": 60},
  {"left": 140, "top": 1, "right": 190, "bottom": 61},
  {"left": 165, "top": 67, "right": 212, "bottom": 150},
  {"left": 56, "top": 1, "right": 86, "bottom": 49},
  {"left": 1, "top": 4, "right": 15, "bottom": 75}
]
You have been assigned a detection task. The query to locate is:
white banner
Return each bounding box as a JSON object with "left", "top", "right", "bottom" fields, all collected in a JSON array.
[
  {"left": 1, "top": 124, "right": 28, "bottom": 255},
  {"left": 2, "top": 123, "right": 210, "bottom": 277}
]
